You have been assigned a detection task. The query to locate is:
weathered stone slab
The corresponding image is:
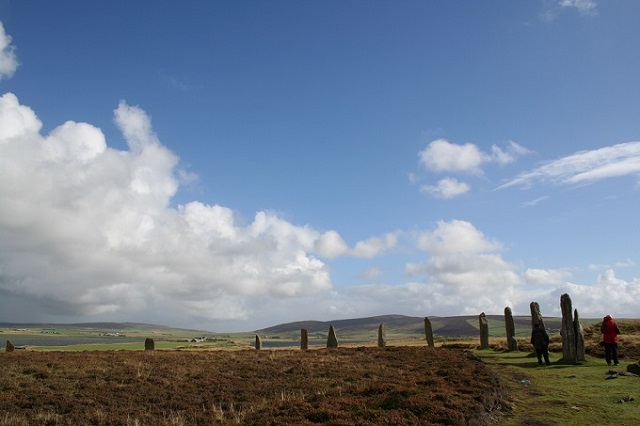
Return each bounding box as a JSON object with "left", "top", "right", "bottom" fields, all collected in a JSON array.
[
  {"left": 301, "top": 329, "right": 308, "bottom": 351},
  {"left": 574, "top": 309, "right": 585, "bottom": 362},
  {"left": 530, "top": 301, "right": 545, "bottom": 331},
  {"left": 424, "top": 317, "right": 435, "bottom": 348},
  {"left": 6, "top": 340, "right": 14, "bottom": 353},
  {"left": 560, "top": 293, "right": 577, "bottom": 363},
  {"left": 504, "top": 307, "right": 518, "bottom": 351},
  {"left": 378, "top": 323, "right": 386, "bottom": 348},
  {"left": 479, "top": 312, "right": 489, "bottom": 349},
  {"left": 144, "top": 337, "right": 155, "bottom": 351},
  {"left": 255, "top": 335, "right": 262, "bottom": 350},
  {"left": 327, "top": 325, "right": 338, "bottom": 348}
]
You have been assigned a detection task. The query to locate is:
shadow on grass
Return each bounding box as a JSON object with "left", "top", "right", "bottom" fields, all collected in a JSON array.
[{"left": 477, "top": 350, "right": 583, "bottom": 369}]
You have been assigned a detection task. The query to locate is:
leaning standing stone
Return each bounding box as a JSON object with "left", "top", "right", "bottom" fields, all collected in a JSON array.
[
  {"left": 504, "top": 307, "right": 518, "bottom": 351},
  {"left": 144, "top": 337, "right": 155, "bottom": 351},
  {"left": 6, "top": 340, "right": 15, "bottom": 352},
  {"left": 378, "top": 323, "right": 386, "bottom": 348},
  {"left": 479, "top": 312, "right": 489, "bottom": 349},
  {"left": 424, "top": 317, "right": 435, "bottom": 348},
  {"left": 327, "top": 325, "right": 338, "bottom": 348},
  {"left": 301, "top": 329, "right": 309, "bottom": 351}
]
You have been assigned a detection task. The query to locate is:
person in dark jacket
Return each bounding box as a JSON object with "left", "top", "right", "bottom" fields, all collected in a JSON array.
[
  {"left": 600, "top": 315, "right": 621, "bottom": 366},
  {"left": 530, "top": 323, "right": 550, "bottom": 366}
]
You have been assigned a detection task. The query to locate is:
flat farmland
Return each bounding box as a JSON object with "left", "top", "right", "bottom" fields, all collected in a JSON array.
[{"left": 0, "top": 347, "right": 508, "bottom": 425}]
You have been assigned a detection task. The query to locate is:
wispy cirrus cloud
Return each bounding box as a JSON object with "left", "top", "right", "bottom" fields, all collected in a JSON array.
[
  {"left": 559, "top": 0, "right": 598, "bottom": 16},
  {"left": 498, "top": 141, "right": 640, "bottom": 190},
  {"left": 541, "top": 0, "right": 598, "bottom": 21}
]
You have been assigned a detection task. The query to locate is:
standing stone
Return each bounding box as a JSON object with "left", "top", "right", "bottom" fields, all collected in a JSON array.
[
  {"left": 530, "top": 302, "right": 545, "bottom": 331},
  {"left": 301, "top": 329, "right": 309, "bottom": 351},
  {"left": 424, "top": 317, "right": 435, "bottom": 348},
  {"left": 255, "top": 335, "right": 262, "bottom": 350},
  {"left": 6, "top": 340, "right": 15, "bottom": 352},
  {"left": 327, "top": 325, "right": 338, "bottom": 348},
  {"left": 479, "top": 312, "right": 489, "bottom": 349},
  {"left": 574, "top": 309, "right": 586, "bottom": 362},
  {"left": 560, "top": 293, "right": 577, "bottom": 363},
  {"left": 504, "top": 307, "right": 518, "bottom": 351},
  {"left": 144, "top": 338, "right": 155, "bottom": 351},
  {"left": 378, "top": 323, "right": 386, "bottom": 348}
]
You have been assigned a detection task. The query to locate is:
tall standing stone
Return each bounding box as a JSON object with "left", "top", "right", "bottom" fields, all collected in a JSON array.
[
  {"left": 255, "top": 335, "right": 262, "bottom": 350},
  {"left": 560, "top": 293, "right": 577, "bottom": 363},
  {"left": 327, "top": 325, "right": 338, "bottom": 348},
  {"left": 377, "top": 323, "right": 386, "bottom": 348},
  {"left": 504, "top": 307, "right": 518, "bottom": 351},
  {"left": 574, "top": 309, "right": 586, "bottom": 362},
  {"left": 479, "top": 312, "right": 489, "bottom": 349},
  {"left": 530, "top": 302, "right": 545, "bottom": 331},
  {"left": 301, "top": 329, "right": 309, "bottom": 351},
  {"left": 424, "top": 317, "right": 435, "bottom": 348},
  {"left": 144, "top": 338, "right": 155, "bottom": 351},
  {"left": 6, "top": 340, "right": 15, "bottom": 352}
]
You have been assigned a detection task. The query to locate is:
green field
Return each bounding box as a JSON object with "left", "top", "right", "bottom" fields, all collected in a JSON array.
[{"left": 474, "top": 349, "right": 640, "bottom": 426}]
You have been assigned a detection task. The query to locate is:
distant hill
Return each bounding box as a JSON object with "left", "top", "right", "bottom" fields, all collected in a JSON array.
[
  {"left": 257, "top": 314, "right": 588, "bottom": 339},
  {"left": 0, "top": 322, "right": 172, "bottom": 330},
  {"left": 1, "top": 315, "right": 602, "bottom": 339}
]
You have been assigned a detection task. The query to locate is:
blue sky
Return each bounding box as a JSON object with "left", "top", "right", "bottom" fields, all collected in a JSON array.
[{"left": 0, "top": 0, "right": 639, "bottom": 331}]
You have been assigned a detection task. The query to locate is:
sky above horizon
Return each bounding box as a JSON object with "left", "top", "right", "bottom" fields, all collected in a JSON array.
[{"left": 0, "top": 0, "right": 639, "bottom": 332}]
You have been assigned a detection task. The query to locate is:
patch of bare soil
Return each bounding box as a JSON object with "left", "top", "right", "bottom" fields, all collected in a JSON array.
[{"left": 0, "top": 346, "right": 509, "bottom": 425}]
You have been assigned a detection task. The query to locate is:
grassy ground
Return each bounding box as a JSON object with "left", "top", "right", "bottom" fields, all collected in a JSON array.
[{"left": 474, "top": 349, "right": 639, "bottom": 426}]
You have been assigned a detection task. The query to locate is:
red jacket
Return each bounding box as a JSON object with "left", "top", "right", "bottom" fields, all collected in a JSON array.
[{"left": 601, "top": 315, "right": 620, "bottom": 344}]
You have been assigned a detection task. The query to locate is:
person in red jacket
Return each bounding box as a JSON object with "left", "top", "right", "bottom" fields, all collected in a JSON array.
[{"left": 600, "top": 315, "right": 621, "bottom": 366}]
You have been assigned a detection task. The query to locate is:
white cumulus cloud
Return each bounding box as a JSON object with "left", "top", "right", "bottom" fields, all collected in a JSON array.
[
  {"left": 417, "top": 220, "right": 503, "bottom": 255},
  {"left": 0, "top": 93, "right": 338, "bottom": 325},
  {"left": 524, "top": 268, "right": 572, "bottom": 285},
  {"left": 352, "top": 233, "right": 398, "bottom": 258},
  {"left": 421, "top": 178, "right": 470, "bottom": 199},
  {"left": 418, "top": 139, "right": 529, "bottom": 175},
  {"left": 314, "top": 230, "right": 349, "bottom": 259},
  {"left": 0, "top": 23, "right": 19, "bottom": 81},
  {"left": 419, "top": 139, "right": 488, "bottom": 174},
  {"left": 416, "top": 139, "right": 530, "bottom": 198}
]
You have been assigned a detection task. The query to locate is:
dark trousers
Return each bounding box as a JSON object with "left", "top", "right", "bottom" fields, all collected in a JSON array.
[
  {"left": 604, "top": 342, "right": 619, "bottom": 365},
  {"left": 535, "top": 345, "right": 550, "bottom": 365}
]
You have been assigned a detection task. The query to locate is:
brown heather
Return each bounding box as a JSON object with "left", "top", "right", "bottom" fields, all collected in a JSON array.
[{"left": 0, "top": 347, "right": 508, "bottom": 425}]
